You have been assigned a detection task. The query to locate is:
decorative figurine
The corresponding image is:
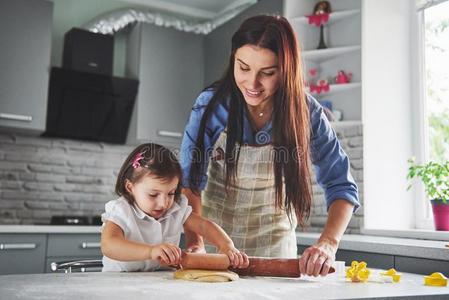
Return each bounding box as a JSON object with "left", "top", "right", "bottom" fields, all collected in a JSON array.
[
  {"left": 310, "top": 79, "right": 330, "bottom": 94},
  {"left": 307, "top": 67, "right": 330, "bottom": 94},
  {"left": 335, "top": 70, "right": 352, "bottom": 84},
  {"left": 307, "top": 1, "right": 331, "bottom": 26},
  {"left": 313, "top": 1, "right": 332, "bottom": 15},
  {"left": 314, "top": 1, "right": 331, "bottom": 49}
]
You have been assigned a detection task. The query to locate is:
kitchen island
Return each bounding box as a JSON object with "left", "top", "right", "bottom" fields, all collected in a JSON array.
[{"left": 0, "top": 270, "right": 447, "bottom": 299}]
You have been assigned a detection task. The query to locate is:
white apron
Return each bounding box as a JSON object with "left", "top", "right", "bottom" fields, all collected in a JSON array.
[{"left": 202, "top": 131, "right": 297, "bottom": 258}]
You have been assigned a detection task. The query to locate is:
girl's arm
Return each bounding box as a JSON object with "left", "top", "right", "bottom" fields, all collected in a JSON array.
[
  {"left": 182, "top": 188, "right": 205, "bottom": 252},
  {"left": 183, "top": 212, "right": 249, "bottom": 268},
  {"left": 101, "top": 221, "right": 181, "bottom": 264}
]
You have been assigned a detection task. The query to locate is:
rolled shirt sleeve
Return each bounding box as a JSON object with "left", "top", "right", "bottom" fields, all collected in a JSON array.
[
  {"left": 308, "top": 95, "right": 360, "bottom": 212},
  {"left": 180, "top": 90, "right": 226, "bottom": 190}
]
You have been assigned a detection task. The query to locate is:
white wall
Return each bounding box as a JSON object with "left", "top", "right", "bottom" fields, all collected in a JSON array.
[{"left": 362, "top": 0, "right": 415, "bottom": 229}]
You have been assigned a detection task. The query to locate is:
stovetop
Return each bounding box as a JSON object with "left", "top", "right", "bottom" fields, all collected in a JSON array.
[{"left": 48, "top": 215, "right": 102, "bottom": 226}]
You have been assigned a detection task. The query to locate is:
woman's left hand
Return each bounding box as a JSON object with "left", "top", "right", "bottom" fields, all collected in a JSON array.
[{"left": 299, "top": 239, "right": 337, "bottom": 277}]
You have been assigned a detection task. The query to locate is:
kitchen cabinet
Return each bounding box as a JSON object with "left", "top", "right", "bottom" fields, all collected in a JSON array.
[
  {"left": 284, "top": 0, "right": 362, "bottom": 121},
  {"left": 125, "top": 23, "right": 204, "bottom": 147},
  {"left": 47, "top": 233, "right": 101, "bottom": 258},
  {"left": 0, "top": 0, "right": 53, "bottom": 133},
  {"left": 0, "top": 231, "right": 102, "bottom": 275},
  {"left": 45, "top": 233, "right": 102, "bottom": 273},
  {"left": 297, "top": 245, "right": 395, "bottom": 269},
  {"left": 335, "top": 249, "right": 394, "bottom": 270},
  {"left": 0, "top": 234, "right": 47, "bottom": 275},
  {"left": 395, "top": 256, "right": 449, "bottom": 276}
]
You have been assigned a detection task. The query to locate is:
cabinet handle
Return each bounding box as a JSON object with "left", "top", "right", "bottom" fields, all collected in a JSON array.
[
  {"left": 157, "top": 130, "right": 182, "bottom": 138},
  {"left": 0, "top": 243, "right": 37, "bottom": 250},
  {"left": 0, "top": 113, "right": 32, "bottom": 122},
  {"left": 81, "top": 242, "right": 101, "bottom": 249}
]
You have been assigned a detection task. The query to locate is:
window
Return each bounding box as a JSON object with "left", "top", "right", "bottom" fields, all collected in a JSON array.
[
  {"left": 423, "top": 1, "right": 449, "bottom": 163},
  {"left": 415, "top": 0, "right": 449, "bottom": 229}
]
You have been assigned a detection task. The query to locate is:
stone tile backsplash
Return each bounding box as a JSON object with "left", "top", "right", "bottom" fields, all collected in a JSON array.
[{"left": 0, "top": 123, "right": 363, "bottom": 232}]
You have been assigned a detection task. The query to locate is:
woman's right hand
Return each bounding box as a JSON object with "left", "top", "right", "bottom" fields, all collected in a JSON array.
[{"left": 149, "top": 243, "right": 182, "bottom": 265}]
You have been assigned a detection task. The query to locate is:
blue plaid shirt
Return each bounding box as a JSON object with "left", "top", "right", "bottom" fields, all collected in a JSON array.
[{"left": 180, "top": 90, "right": 360, "bottom": 211}]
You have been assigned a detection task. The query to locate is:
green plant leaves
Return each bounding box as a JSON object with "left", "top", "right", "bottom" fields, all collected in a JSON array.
[{"left": 407, "top": 159, "right": 449, "bottom": 203}]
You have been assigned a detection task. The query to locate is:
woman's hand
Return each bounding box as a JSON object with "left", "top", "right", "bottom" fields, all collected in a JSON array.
[
  {"left": 299, "top": 239, "right": 337, "bottom": 277},
  {"left": 150, "top": 243, "right": 182, "bottom": 265},
  {"left": 299, "top": 200, "right": 353, "bottom": 277},
  {"left": 219, "top": 245, "right": 249, "bottom": 268}
]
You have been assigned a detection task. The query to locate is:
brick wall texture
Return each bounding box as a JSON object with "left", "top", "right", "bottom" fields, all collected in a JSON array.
[{"left": 0, "top": 123, "right": 363, "bottom": 232}]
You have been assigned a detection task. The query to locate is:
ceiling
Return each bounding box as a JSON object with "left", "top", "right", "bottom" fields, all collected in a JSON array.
[{"left": 118, "top": 0, "right": 257, "bottom": 20}]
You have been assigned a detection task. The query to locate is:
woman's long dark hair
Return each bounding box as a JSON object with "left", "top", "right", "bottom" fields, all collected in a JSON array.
[{"left": 189, "top": 15, "right": 312, "bottom": 226}]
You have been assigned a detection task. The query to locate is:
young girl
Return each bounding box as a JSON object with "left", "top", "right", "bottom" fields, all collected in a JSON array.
[{"left": 101, "top": 143, "right": 249, "bottom": 272}]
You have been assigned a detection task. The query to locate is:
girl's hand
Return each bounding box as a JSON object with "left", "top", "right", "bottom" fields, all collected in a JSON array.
[
  {"left": 299, "top": 239, "right": 337, "bottom": 277},
  {"left": 149, "top": 243, "right": 182, "bottom": 266},
  {"left": 220, "top": 246, "right": 249, "bottom": 268}
]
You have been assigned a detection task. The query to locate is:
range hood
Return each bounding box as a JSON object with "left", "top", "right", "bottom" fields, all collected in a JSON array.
[{"left": 43, "top": 67, "right": 138, "bottom": 144}]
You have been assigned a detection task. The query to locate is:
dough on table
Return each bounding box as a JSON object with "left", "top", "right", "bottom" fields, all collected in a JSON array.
[{"left": 174, "top": 269, "right": 239, "bottom": 282}]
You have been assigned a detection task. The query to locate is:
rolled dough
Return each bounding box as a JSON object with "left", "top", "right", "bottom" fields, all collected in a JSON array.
[{"left": 173, "top": 269, "right": 239, "bottom": 283}]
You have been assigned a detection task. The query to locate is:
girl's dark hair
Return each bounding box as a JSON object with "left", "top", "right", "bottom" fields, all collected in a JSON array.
[
  {"left": 116, "top": 143, "right": 182, "bottom": 204},
  {"left": 189, "top": 15, "right": 312, "bottom": 226}
]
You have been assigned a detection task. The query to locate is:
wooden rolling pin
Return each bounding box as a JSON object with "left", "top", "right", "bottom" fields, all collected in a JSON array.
[
  {"left": 180, "top": 253, "right": 335, "bottom": 277},
  {"left": 180, "top": 253, "right": 230, "bottom": 270}
]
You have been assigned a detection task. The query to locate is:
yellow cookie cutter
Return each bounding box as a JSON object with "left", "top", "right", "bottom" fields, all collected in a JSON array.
[
  {"left": 346, "top": 261, "right": 371, "bottom": 282},
  {"left": 424, "top": 272, "right": 448, "bottom": 287},
  {"left": 380, "top": 268, "right": 402, "bottom": 283}
]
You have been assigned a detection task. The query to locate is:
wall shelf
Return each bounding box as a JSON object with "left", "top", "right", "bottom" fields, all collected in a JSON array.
[
  {"left": 302, "top": 45, "right": 361, "bottom": 62},
  {"left": 307, "top": 82, "right": 361, "bottom": 97},
  {"left": 330, "top": 120, "right": 362, "bottom": 127},
  {"left": 286, "top": 0, "right": 362, "bottom": 121},
  {"left": 291, "top": 9, "right": 360, "bottom": 26}
]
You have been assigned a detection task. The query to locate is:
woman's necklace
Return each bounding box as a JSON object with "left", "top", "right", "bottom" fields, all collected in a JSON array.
[
  {"left": 257, "top": 106, "right": 272, "bottom": 118},
  {"left": 247, "top": 107, "right": 272, "bottom": 132}
]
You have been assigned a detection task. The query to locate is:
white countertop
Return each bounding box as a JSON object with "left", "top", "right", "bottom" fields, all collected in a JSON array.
[
  {"left": 297, "top": 233, "right": 449, "bottom": 261},
  {"left": 0, "top": 225, "right": 101, "bottom": 234},
  {"left": 0, "top": 270, "right": 447, "bottom": 300}
]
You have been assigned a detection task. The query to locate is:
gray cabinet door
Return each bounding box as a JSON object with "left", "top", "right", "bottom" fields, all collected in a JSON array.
[
  {"left": 46, "top": 233, "right": 102, "bottom": 273},
  {"left": 0, "top": 0, "right": 53, "bottom": 132},
  {"left": 126, "top": 23, "right": 204, "bottom": 147},
  {"left": 47, "top": 233, "right": 102, "bottom": 257},
  {"left": 0, "top": 234, "right": 47, "bottom": 275},
  {"left": 298, "top": 246, "right": 395, "bottom": 269},
  {"left": 335, "top": 249, "right": 394, "bottom": 269},
  {"left": 395, "top": 256, "right": 449, "bottom": 275}
]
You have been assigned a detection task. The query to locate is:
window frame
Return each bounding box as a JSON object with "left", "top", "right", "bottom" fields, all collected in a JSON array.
[{"left": 413, "top": 4, "right": 448, "bottom": 229}]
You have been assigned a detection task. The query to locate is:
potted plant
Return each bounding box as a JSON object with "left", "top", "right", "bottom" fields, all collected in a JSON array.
[{"left": 407, "top": 158, "right": 449, "bottom": 231}]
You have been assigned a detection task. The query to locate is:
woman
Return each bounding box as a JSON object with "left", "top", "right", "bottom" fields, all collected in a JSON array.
[{"left": 180, "top": 15, "right": 360, "bottom": 276}]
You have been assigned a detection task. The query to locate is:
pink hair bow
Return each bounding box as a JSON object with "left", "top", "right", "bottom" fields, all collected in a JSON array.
[{"left": 132, "top": 152, "right": 144, "bottom": 169}]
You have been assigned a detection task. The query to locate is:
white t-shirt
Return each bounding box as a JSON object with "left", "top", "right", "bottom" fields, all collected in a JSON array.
[{"left": 101, "top": 194, "right": 192, "bottom": 272}]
